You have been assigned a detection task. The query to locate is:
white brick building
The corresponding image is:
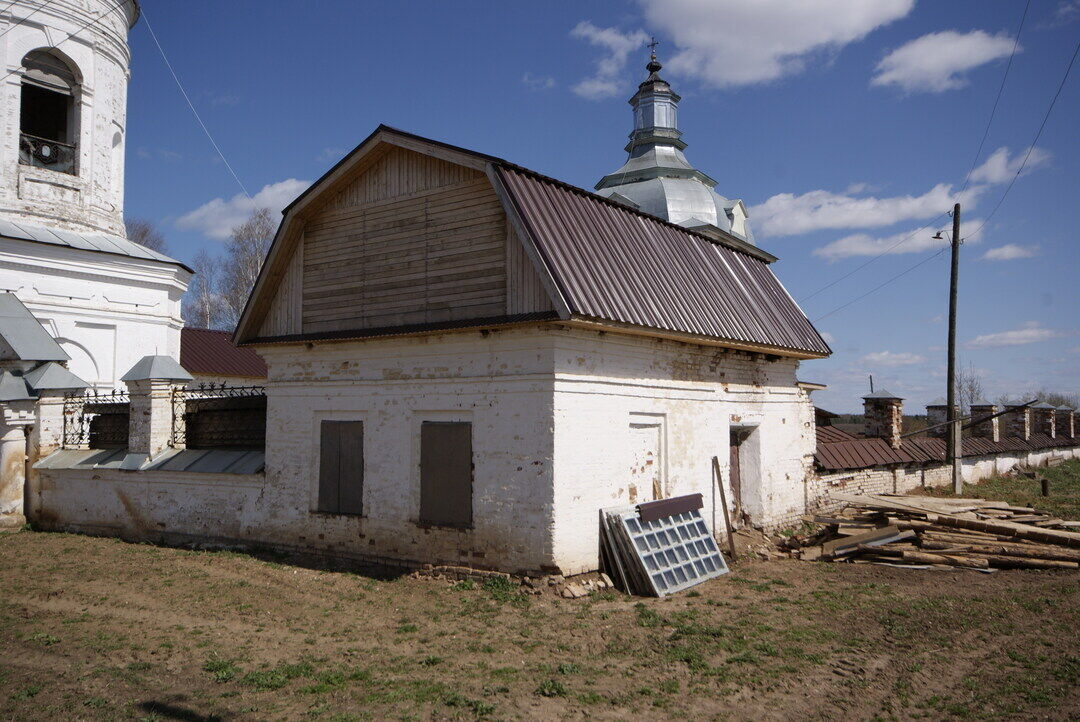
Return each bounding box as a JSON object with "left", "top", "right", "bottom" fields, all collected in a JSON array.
[
  {"left": 28, "top": 52, "right": 832, "bottom": 573},
  {"left": 0, "top": 0, "right": 190, "bottom": 391},
  {"left": 223, "top": 123, "right": 829, "bottom": 575},
  {"left": 0, "top": 1, "right": 190, "bottom": 529}
]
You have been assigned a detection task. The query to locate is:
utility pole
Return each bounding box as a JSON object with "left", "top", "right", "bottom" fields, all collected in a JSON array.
[{"left": 946, "top": 203, "right": 962, "bottom": 493}]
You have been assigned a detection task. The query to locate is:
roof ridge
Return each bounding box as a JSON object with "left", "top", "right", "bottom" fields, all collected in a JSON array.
[
  {"left": 494, "top": 162, "right": 776, "bottom": 264},
  {"left": 183, "top": 327, "right": 231, "bottom": 335},
  {"left": 314, "top": 125, "right": 776, "bottom": 263}
]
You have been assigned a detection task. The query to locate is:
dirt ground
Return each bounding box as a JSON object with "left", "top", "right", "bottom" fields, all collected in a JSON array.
[{"left": 1, "top": 527, "right": 1077, "bottom": 721}]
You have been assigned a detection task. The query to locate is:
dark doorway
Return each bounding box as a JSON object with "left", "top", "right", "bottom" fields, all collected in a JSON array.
[{"left": 729, "top": 428, "right": 753, "bottom": 525}]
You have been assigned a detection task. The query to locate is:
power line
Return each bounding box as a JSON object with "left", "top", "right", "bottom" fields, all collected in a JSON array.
[
  {"left": 807, "top": 7, "right": 1074, "bottom": 322},
  {"left": 0, "top": 0, "right": 58, "bottom": 42},
  {"left": 0, "top": 0, "right": 123, "bottom": 83},
  {"left": 801, "top": 0, "right": 1031, "bottom": 307},
  {"left": 958, "top": 0, "right": 1030, "bottom": 196},
  {"left": 813, "top": 248, "right": 946, "bottom": 323},
  {"left": 967, "top": 35, "right": 1080, "bottom": 240},
  {"left": 799, "top": 211, "right": 949, "bottom": 303},
  {"left": 140, "top": 7, "right": 251, "bottom": 199}
]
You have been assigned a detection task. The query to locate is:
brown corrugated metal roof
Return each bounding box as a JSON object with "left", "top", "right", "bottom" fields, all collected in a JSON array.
[
  {"left": 815, "top": 438, "right": 914, "bottom": 471},
  {"left": 816, "top": 432, "right": 1080, "bottom": 471},
  {"left": 496, "top": 165, "right": 831, "bottom": 357},
  {"left": 904, "top": 438, "right": 946, "bottom": 463},
  {"left": 181, "top": 328, "right": 267, "bottom": 378},
  {"left": 817, "top": 425, "right": 858, "bottom": 444}
]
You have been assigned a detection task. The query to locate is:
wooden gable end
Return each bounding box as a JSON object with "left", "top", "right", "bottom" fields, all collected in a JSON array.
[
  {"left": 249, "top": 143, "right": 554, "bottom": 341},
  {"left": 303, "top": 147, "right": 505, "bottom": 333}
]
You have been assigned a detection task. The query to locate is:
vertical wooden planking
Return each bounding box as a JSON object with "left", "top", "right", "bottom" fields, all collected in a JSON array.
[
  {"left": 260, "top": 233, "right": 304, "bottom": 336},
  {"left": 419, "top": 421, "right": 473, "bottom": 528},
  {"left": 506, "top": 224, "right": 555, "bottom": 315}
]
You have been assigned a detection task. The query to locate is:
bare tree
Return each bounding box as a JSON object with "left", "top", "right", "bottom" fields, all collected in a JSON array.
[
  {"left": 182, "top": 248, "right": 227, "bottom": 329},
  {"left": 220, "top": 207, "right": 277, "bottom": 329},
  {"left": 1028, "top": 388, "right": 1080, "bottom": 409},
  {"left": 955, "top": 362, "right": 984, "bottom": 414},
  {"left": 125, "top": 217, "right": 169, "bottom": 253}
]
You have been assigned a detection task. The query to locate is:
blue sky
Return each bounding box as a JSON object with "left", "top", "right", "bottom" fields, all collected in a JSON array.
[{"left": 123, "top": 0, "right": 1079, "bottom": 412}]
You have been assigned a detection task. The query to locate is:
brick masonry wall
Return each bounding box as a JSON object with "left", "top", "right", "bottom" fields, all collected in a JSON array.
[
  {"left": 34, "top": 324, "right": 819, "bottom": 575},
  {"left": 550, "top": 327, "right": 814, "bottom": 573}
]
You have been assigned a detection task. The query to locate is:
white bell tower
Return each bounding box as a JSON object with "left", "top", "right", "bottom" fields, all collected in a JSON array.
[{"left": 0, "top": 0, "right": 140, "bottom": 236}]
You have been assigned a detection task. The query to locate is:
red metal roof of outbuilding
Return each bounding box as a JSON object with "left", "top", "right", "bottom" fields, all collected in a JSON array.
[{"left": 181, "top": 328, "right": 267, "bottom": 378}]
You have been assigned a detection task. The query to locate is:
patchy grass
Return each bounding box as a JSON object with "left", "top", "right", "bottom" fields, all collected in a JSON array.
[
  {"left": 928, "top": 458, "right": 1080, "bottom": 520},
  {"left": 0, "top": 529, "right": 1077, "bottom": 719}
]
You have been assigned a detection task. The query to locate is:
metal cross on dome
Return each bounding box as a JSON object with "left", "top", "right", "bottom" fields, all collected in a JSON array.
[{"left": 647, "top": 37, "right": 659, "bottom": 54}]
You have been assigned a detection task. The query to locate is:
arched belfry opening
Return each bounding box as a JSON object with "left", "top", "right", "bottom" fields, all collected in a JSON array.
[{"left": 18, "top": 49, "right": 80, "bottom": 175}]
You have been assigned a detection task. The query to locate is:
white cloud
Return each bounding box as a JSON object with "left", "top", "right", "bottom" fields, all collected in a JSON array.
[
  {"left": 982, "top": 244, "right": 1039, "bottom": 261},
  {"left": 137, "top": 147, "right": 183, "bottom": 162},
  {"left": 753, "top": 147, "right": 1044, "bottom": 254},
  {"left": 638, "top": 0, "right": 913, "bottom": 87},
  {"left": 317, "top": 147, "right": 346, "bottom": 163},
  {"left": 859, "top": 351, "right": 926, "bottom": 366},
  {"left": 1043, "top": 1, "right": 1080, "bottom": 28},
  {"left": 522, "top": 73, "right": 556, "bottom": 90},
  {"left": 813, "top": 218, "right": 984, "bottom": 261},
  {"left": 177, "top": 179, "right": 310, "bottom": 240},
  {"left": 752, "top": 183, "right": 982, "bottom": 238},
  {"left": 570, "top": 22, "right": 649, "bottom": 100},
  {"left": 872, "top": 30, "right": 1018, "bottom": 93},
  {"left": 820, "top": 331, "right": 836, "bottom": 344},
  {"left": 965, "top": 321, "right": 1064, "bottom": 349},
  {"left": 968, "top": 146, "right": 1051, "bottom": 184}
]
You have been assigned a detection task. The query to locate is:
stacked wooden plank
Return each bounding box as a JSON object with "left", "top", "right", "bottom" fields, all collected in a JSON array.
[{"left": 791, "top": 493, "right": 1080, "bottom": 571}]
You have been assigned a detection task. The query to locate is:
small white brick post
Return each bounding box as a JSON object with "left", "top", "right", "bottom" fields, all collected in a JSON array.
[
  {"left": 23, "top": 361, "right": 91, "bottom": 523},
  {"left": 25, "top": 390, "right": 69, "bottom": 523},
  {"left": 121, "top": 355, "right": 192, "bottom": 466},
  {"left": 0, "top": 400, "right": 35, "bottom": 529}
]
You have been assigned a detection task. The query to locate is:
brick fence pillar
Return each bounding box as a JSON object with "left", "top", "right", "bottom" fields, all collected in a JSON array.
[
  {"left": 863, "top": 390, "right": 904, "bottom": 449},
  {"left": 122, "top": 355, "right": 192, "bottom": 467},
  {"left": 1031, "top": 402, "right": 1056, "bottom": 438},
  {"left": 969, "top": 402, "right": 999, "bottom": 442},
  {"left": 925, "top": 398, "right": 958, "bottom": 439},
  {"left": 1003, "top": 404, "right": 1031, "bottom": 441}
]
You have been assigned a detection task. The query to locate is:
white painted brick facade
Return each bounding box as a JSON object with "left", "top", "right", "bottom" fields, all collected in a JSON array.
[{"left": 34, "top": 325, "right": 818, "bottom": 574}]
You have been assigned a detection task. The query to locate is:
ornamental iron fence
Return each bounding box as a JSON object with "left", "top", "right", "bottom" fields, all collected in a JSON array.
[
  {"left": 62, "top": 389, "right": 130, "bottom": 449},
  {"left": 172, "top": 383, "right": 266, "bottom": 450}
]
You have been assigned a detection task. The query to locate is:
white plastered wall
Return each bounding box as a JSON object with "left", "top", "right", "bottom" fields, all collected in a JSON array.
[
  {"left": 0, "top": 238, "right": 189, "bottom": 388},
  {"left": 35, "top": 324, "right": 819, "bottom": 575},
  {"left": 254, "top": 328, "right": 558, "bottom": 573},
  {"left": 549, "top": 328, "right": 813, "bottom": 575}
]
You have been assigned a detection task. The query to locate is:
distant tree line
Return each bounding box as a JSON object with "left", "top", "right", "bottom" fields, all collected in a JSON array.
[{"left": 126, "top": 210, "right": 277, "bottom": 332}]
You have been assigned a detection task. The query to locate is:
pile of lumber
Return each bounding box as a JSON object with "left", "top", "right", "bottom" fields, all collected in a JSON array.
[{"left": 789, "top": 493, "right": 1080, "bottom": 571}]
